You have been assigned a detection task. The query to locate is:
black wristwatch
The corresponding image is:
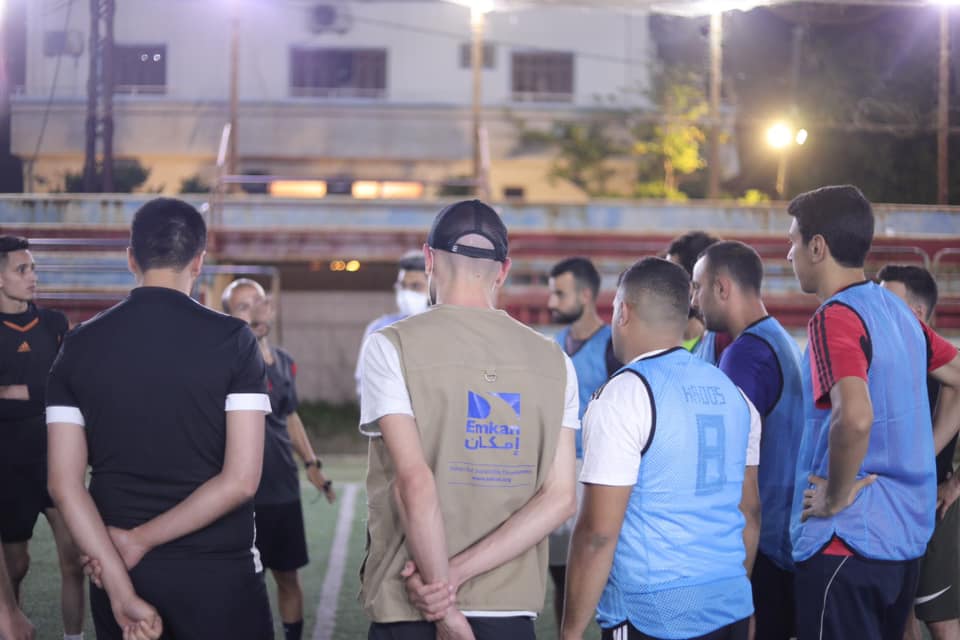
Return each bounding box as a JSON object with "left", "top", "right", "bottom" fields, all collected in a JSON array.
[
  {"left": 323, "top": 480, "right": 333, "bottom": 492},
  {"left": 304, "top": 458, "right": 323, "bottom": 470}
]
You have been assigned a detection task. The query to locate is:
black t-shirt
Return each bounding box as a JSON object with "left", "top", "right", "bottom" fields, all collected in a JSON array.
[
  {"left": 46, "top": 287, "right": 269, "bottom": 559},
  {"left": 0, "top": 303, "right": 68, "bottom": 463},
  {"left": 929, "top": 378, "right": 958, "bottom": 484},
  {"left": 256, "top": 347, "right": 300, "bottom": 506}
]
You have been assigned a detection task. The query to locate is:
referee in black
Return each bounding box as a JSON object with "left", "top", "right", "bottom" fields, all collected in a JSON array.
[{"left": 46, "top": 198, "right": 274, "bottom": 639}]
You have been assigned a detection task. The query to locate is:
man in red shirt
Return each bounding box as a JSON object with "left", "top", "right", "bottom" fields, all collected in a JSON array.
[{"left": 786, "top": 185, "right": 960, "bottom": 640}]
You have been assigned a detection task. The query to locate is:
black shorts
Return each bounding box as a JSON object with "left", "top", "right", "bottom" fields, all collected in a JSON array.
[
  {"left": 915, "top": 500, "right": 960, "bottom": 623},
  {"left": 0, "top": 460, "right": 53, "bottom": 543},
  {"left": 369, "top": 616, "right": 534, "bottom": 640},
  {"left": 91, "top": 554, "right": 273, "bottom": 640},
  {"left": 601, "top": 618, "right": 749, "bottom": 640},
  {"left": 751, "top": 551, "right": 795, "bottom": 640},
  {"left": 254, "top": 500, "right": 309, "bottom": 572},
  {"left": 795, "top": 547, "right": 919, "bottom": 640}
]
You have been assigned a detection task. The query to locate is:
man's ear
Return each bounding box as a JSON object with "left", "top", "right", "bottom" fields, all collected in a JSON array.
[
  {"left": 126, "top": 247, "right": 140, "bottom": 279},
  {"left": 616, "top": 299, "right": 631, "bottom": 327},
  {"left": 189, "top": 250, "right": 206, "bottom": 278},
  {"left": 422, "top": 244, "right": 434, "bottom": 276},
  {"left": 494, "top": 257, "right": 512, "bottom": 289},
  {"left": 714, "top": 273, "right": 731, "bottom": 301},
  {"left": 808, "top": 234, "right": 829, "bottom": 265}
]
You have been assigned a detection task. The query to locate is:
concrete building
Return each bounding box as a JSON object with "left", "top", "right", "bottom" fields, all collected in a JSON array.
[{"left": 11, "top": 0, "right": 655, "bottom": 200}]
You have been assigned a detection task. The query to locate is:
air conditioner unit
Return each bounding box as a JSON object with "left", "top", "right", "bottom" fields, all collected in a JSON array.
[{"left": 308, "top": 3, "right": 353, "bottom": 35}]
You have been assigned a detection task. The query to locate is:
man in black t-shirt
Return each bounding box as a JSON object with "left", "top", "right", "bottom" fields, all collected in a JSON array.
[
  {"left": 0, "top": 236, "right": 85, "bottom": 640},
  {"left": 47, "top": 198, "right": 273, "bottom": 640},
  {"left": 222, "top": 279, "right": 336, "bottom": 640}
]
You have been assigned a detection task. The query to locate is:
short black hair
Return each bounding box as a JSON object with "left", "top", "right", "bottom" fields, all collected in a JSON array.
[
  {"left": 618, "top": 256, "right": 690, "bottom": 327},
  {"left": 550, "top": 256, "right": 601, "bottom": 300},
  {"left": 787, "top": 185, "right": 874, "bottom": 268},
  {"left": 398, "top": 250, "right": 425, "bottom": 272},
  {"left": 0, "top": 236, "right": 29, "bottom": 269},
  {"left": 878, "top": 264, "right": 938, "bottom": 319},
  {"left": 666, "top": 231, "right": 720, "bottom": 276},
  {"left": 130, "top": 198, "right": 207, "bottom": 271},
  {"left": 701, "top": 240, "right": 764, "bottom": 294}
]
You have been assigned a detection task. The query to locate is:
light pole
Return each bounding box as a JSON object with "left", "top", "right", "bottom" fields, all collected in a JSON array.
[
  {"left": 934, "top": 0, "right": 957, "bottom": 204},
  {"left": 468, "top": 0, "right": 492, "bottom": 198},
  {"left": 707, "top": 11, "right": 722, "bottom": 199},
  {"left": 451, "top": 0, "right": 492, "bottom": 198},
  {"left": 228, "top": 0, "right": 240, "bottom": 184},
  {"left": 766, "top": 122, "right": 807, "bottom": 199}
]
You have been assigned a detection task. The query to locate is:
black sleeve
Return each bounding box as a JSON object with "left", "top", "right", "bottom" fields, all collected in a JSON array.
[
  {"left": 229, "top": 325, "right": 268, "bottom": 396},
  {"left": 40, "top": 309, "right": 70, "bottom": 344},
  {"left": 46, "top": 333, "right": 80, "bottom": 414}
]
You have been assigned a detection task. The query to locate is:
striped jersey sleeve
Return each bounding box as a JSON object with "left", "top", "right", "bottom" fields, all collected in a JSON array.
[
  {"left": 923, "top": 322, "right": 958, "bottom": 372},
  {"left": 807, "top": 303, "right": 870, "bottom": 410}
]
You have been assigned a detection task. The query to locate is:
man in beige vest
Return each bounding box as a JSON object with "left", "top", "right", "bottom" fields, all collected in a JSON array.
[{"left": 358, "top": 199, "right": 579, "bottom": 640}]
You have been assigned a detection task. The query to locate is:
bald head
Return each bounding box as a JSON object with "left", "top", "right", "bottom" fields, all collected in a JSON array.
[
  {"left": 432, "top": 233, "right": 502, "bottom": 281},
  {"left": 221, "top": 278, "right": 265, "bottom": 315},
  {"left": 617, "top": 257, "right": 691, "bottom": 331}
]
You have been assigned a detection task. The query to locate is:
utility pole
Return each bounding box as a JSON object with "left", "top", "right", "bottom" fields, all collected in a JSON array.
[
  {"left": 470, "top": 7, "right": 486, "bottom": 198},
  {"left": 707, "top": 11, "right": 722, "bottom": 200},
  {"left": 82, "top": 0, "right": 99, "bottom": 191},
  {"left": 937, "top": 3, "right": 950, "bottom": 205},
  {"left": 102, "top": 0, "right": 114, "bottom": 192},
  {"left": 227, "top": 2, "right": 239, "bottom": 181},
  {"left": 83, "top": 0, "right": 115, "bottom": 192}
]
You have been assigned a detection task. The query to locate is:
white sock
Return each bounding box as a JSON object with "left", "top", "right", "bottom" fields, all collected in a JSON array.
[{"left": 64, "top": 634, "right": 83, "bottom": 640}]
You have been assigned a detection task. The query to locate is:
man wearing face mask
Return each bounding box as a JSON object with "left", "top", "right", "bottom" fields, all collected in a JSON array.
[
  {"left": 222, "top": 279, "right": 336, "bottom": 640},
  {"left": 355, "top": 251, "right": 429, "bottom": 399},
  {"left": 545, "top": 257, "right": 620, "bottom": 629}
]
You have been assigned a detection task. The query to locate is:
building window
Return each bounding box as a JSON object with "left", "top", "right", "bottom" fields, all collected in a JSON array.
[
  {"left": 459, "top": 42, "right": 495, "bottom": 69},
  {"left": 511, "top": 51, "right": 573, "bottom": 103},
  {"left": 290, "top": 48, "right": 387, "bottom": 98},
  {"left": 113, "top": 44, "right": 166, "bottom": 95}
]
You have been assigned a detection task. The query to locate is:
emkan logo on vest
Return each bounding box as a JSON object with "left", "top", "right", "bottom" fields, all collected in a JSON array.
[{"left": 465, "top": 391, "right": 522, "bottom": 455}]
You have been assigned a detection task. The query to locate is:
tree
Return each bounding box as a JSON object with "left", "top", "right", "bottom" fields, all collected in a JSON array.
[
  {"left": 631, "top": 68, "right": 708, "bottom": 199},
  {"left": 63, "top": 158, "right": 149, "bottom": 193},
  {"left": 509, "top": 68, "right": 709, "bottom": 201},
  {"left": 515, "top": 117, "right": 625, "bottom": 197}
]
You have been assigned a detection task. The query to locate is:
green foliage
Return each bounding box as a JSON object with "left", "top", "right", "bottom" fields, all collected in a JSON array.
[
  {"left": 63, "top": 159, "right": 150, "bottom": 193},
  {"left": 511, "top": 66, "right": 708, "bottom": 200},
  {"left": 179, "top": 174, "right": 211, "bottom": 194},
  {"left": 518, "top": 119, "right": 625, "bottom": 196},
  {"left": 634, "top": 180, "right": 688, "bottom": 201},
  {"left": 632, "top": 68, "right": 708, "bottom": 195},
  {"left": 738, "top": 188, "right": 771, "bottom": 205}
]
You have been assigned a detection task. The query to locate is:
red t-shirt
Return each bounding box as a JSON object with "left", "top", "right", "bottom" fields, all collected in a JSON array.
[{"left": 808, "top": 302, "right": 957, "bottom": 409}]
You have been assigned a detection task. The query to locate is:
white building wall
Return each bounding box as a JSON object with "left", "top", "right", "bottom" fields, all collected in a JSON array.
[{"left": 14, "top": 0, "right": 654, "bottom": 196}]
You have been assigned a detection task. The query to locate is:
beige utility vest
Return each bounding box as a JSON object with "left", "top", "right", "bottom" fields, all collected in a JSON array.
[{"left": 360, "top": 304, "right": 567, "bottom": 622}]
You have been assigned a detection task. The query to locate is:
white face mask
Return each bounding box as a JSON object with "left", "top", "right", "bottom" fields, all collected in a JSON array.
[{"left": 396, "top": 289, "right": 429, "bottom": 316}]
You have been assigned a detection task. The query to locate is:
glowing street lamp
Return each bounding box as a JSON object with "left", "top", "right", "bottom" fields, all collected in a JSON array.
[
  {"left": 766, "top": 122, "right": 793, "bottom": 150},
  {"left": 766, "top": 122, "right": 808, "bottom": 199}
]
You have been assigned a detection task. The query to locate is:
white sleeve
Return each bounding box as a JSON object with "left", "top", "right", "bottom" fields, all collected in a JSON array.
[
  {"left": 359, "top": 332, "right": 414, "bottom": 436},
  {"left": 579, "top": 373, "right": 651, "bottom": 486},
  {"left": 740, "top": 389, "right": 762, "bottom": 467},
  {"left": 355, "top": 321, "right": 376, "bottom": 399},
  {"left": 46, "top": 406, "right": 85, "bottom": 427},
  {"left": 225, "top": 393, "right": 272, "bottom": 413},
  {"left": 562, "top": 353, "right": 580, "bottom": 430}
]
